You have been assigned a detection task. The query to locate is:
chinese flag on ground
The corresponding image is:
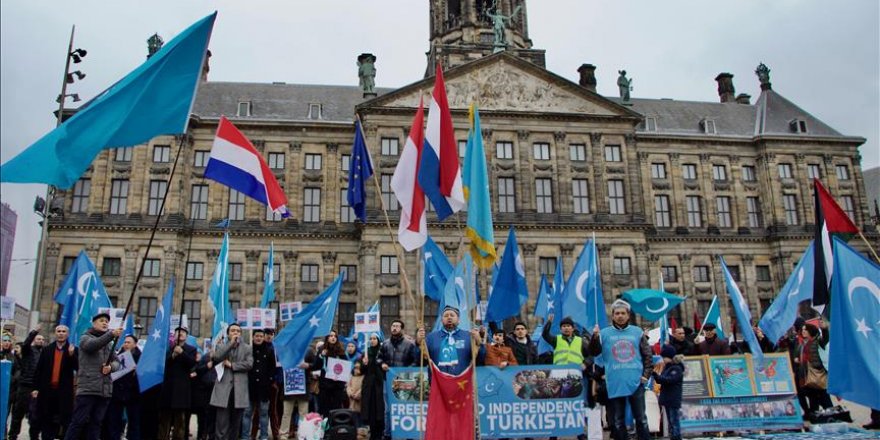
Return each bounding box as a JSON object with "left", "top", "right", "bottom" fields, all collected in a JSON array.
[{"left": 425, "top": 362, "right": 475, "bottom": 440}]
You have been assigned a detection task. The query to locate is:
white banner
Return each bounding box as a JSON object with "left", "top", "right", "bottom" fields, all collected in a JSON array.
[
  {"left": 354, "top": 311, "right": 381, "bottom": 334},
  {"left": 0, "top": 297, "right": 15, "bottom": 320},
  {"left": 325, "top": 357, "right": 352, "bottom": 383}
]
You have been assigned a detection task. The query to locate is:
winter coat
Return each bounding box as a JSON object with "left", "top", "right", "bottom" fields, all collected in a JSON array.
[
  {"left": 191, "top": 356, "right": 217, "bottom": 410},
  {"left": 76, "top": 329, "right": 120, "bottom": 397},
  {"left": 112, "top": 347, "right": 142, "bottom": 402},
  {"left": 33, "top": 341, "right": 78, "bottom": 423},
  {"left": 248, "top": 342, "right": 277, "bottom": 402},
  {"left": 378, "top": 335, "right": 419, "bottom": 368},
  {"left": 669, "top": 337, "right": 696, "bottom": 357},
  {"left": 484, "top": 343, "right": 518, "bottom": 367},
  {"left": 16, "top": 330, "right": 42, "bottom": 388},
  {"left": 697, "top": 336, "right": 731, "bottom": 356},
  {"left": 360, "top": 348, "right": 385, "bottom": 427},
  {"left": 652, "top": 358, "right": 684, "bottom": 408},
  {"left": 160, "top": 342, "right": 198, "bottom": 409},
  {"left": 210, "top": 341, "right": 253, "bottom": 409},
  {"left": 347, "top": 374, "right": 364, "bottom": 412},
  {"left": 507, "top": 334, "right": 538, "bottom": 365}
]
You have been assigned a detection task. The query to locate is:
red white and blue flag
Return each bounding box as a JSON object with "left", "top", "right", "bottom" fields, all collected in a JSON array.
[
  {"left": 205, "top": 116, "right": 289, "bottom": 217},
  {"left": 418, "top": 64, "right": 465, "bottom": 221},
  {"left": 391, "top": 97, "right": 427, "bottom": 251}
]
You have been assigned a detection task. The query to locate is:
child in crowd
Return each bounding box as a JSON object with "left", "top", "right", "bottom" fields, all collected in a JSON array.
[{"left": 652, "top": 345, "right": 684, "bottom": 440}]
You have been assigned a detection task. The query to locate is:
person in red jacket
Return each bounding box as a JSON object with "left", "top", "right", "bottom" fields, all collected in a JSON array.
[{"left": 484, "top": 328, "right": 518, "bottom": 369}]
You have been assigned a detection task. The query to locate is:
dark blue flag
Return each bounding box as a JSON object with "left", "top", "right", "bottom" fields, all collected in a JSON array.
[{"left": 347, "top": 121, "right": 374, "bottom": 223}]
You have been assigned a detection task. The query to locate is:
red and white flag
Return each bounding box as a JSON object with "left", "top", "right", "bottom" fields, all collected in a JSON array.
[{"left": 391, "top": 97, "right": 427, "bottom": 251}]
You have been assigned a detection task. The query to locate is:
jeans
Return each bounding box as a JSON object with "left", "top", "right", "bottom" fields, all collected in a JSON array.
[
  {"left": 106, "top": 399, "right": 141, "bottom": 440},
  {"left": 62, "top": 395, "right": 111, "bottom": 440},
  {"left": 664, "top": 406, "right": 681, "bottom": 440},
  {"left": 241, "top": 400, "right": 270, "bottom": 440},
  {"left": 608, "top": 386, "right": 650, "bottom": 440}
]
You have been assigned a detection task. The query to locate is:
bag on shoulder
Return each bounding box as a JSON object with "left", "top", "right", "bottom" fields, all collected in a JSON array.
[{"left": 804, "top": 364, "right": 827, "bottom": 390}]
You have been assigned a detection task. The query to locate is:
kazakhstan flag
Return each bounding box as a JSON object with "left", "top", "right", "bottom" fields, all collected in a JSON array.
[{"left": 463, "top": 105, "right": 496, "bottom": 268}]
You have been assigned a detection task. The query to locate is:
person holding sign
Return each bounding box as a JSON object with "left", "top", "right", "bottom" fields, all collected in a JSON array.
[
  {"left": 305, "top": 330, "right": 348, "bottom": 417},
  {"left": 588, "top": 299, "right": 653, "bottom": 440}
]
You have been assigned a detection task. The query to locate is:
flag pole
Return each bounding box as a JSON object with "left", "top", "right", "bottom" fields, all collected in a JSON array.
[
  {"left": 857, "top": 231, "right": 880, "bottom": 263},
  {"left": 106, "top": 134, "right": 188, "bottom": 363},
  {"left": 174, "top": 215, "right": 199, "bottom": 346},
  {"left": 417, "top": 246, "right": 426, "bottom": 440},
  {"left": 353, "top": 114, "right": 418, "bottom": 319}
]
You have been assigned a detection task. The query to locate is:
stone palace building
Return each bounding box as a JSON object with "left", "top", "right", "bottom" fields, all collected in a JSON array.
[{"left": 34, "top": 0, "right": 875, "bottom": 337}]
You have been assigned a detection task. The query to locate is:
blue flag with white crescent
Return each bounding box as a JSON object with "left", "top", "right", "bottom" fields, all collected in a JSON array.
[
  {"left": 534, "top": 276, "right": 555, "bottom": 355},
  {"left": 347, "top": 120, "right": 374, "bottom": 223},
  {"left": 485, "top": 227, "right": 528, "bottom": 323},
  {"left": 561, "top": 240, "right": 608, "bottom": 331},
  {"left": 721, "top": 256, "right": 764, "bottom": 366},
  {"left": 828, "top": 237, "right": 880, "bottom": 409},
  {"left": 659, "top": 271, "right": 670, "bottom": 344},
  {"left": 758, "top": 242, "right": 815, "bottom": 344},
  {"left": 275, "top": 275, "right": 344, "bottom": 370},
  {"left": 622, "top": 289, "right": 685, "bottom": 322},
  {"left": 423, "top": 236, "right": 453, "bottom": 302},
  {"left": 260, "top": 242, "right": 276, "bottom": 308},
  {"left": 703, "top": 295, "right": 726, "bottom": 340},
  {"left": 114, "top": 314, "right": 135, "bottom": 351},
  {"left": 209, "top": 233, "right": 233, "bottom": 339},
  {"left": 537, "top": 257, "right": 568, "bottom": 354},
  {"left": 434, "top": 254, "right": 473, "bottom": 332},
  {"left": 137, "top": 278, "right": 175, "bottom": 392},
  {"left": 53, "top": 251, "right": 113, "bottom": 346},
  {"left": 463, "top": 105, "right": 496, "bottom": 268},
  {"left": 0, "top": 14, "right": 216, "bottom": 188}
]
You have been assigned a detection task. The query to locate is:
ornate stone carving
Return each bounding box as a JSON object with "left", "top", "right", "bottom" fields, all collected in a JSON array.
[
  {"left": 124, "top": 245, "right": 139, "bottom": 258},
  {"left": 289, "top": 141, "right": 302, "bottom": 152},
  {"left": 252, "top": 140, "right": 266, "bottom": 150},
  {"left": 678, "top": 253, "right": 692, "bottom": 263},
  {"left": 649, "top": 254, "right": 660, "bottom": 264},
  {"left": 590, "top": 133, "right": 602, "bottom": 145},
  {"left": 597, "top": 244, "right": 612, "bottom": 257},
  {"left": 652, "top": 181, "right": 671, "bottom": 190},
  {"left": 326, "top": 143, "right": 338, "bottom": 154},
  {"left": 521, "top": 243, "right": 537, "bottom": 256},
  {"left": 606, "top": 166, "right": 626, "bottom": 174},
  {"left": 560, "top": 243, "right": 575, "bottom": 257},
  {"left": 302, "top": 171, "right": 323, "bottom": 182},
  {"left": 496, "top": 162, "right": 516, "bottom": 171},
  {"left": 112, "top": 165, "right": 132, "bottom": 174},
  {"left": 698, "top": 154, "right": 711, "bottom": 163},
  {"left": 359, "top": 242, "right": 378, "bottom": 256},
  {"left": 379, "top": 275, "right": 400, "bottom": 288},
  {"left": 149, "top": 165, "right": 171, "bottom": 175},
  {"left": 794, "top": 153, "right": 806, "bottom": 163},
  {"left": 517, "top": 130, "right": 530, "bottom": 140},
  {"left": 47, "top": 242, "right": 61, "bottom": 257},
  {"left": 443, "top": 241, "right": 460, "bottom": 252},
  {"left": 742, "top": 254, "right": 754, "bottom": 263},
  {"left": 634, "top": 244, "right": 648, "bottom": 256},
  {"left": 364, "top": 125, "right": 378, "bottom": 138},
  {"left": 554, "top": 131, "right": 566, "bottom": 142},
  {"left": 283, "top": 251, "right": 298, "bottom": 261},
  {"left": 533, "top": 163, "right": 552, "bottom": 172},
  {"left": 637, "top": 152, "right": 649, "bottom": 162},
  {"left": 729, "top": 155, "right": 741, "bottom": 164},
  {"left": 245, "top": 250, "right": 261, "bottom": 261},
  {"left": 482, "top": 128, "right": 493, "bottom": 140},
  {"left": 624, "top": 133, "right": 636, "bottom": 145},
  {"left": 322, "top": 252, "right": 337, "bottom": 263},
  {"left": 669, "top": 152, "right": 680, "bottom": 160},
  {"left": 570, "top": 164, "right": 589, "bottom": 173},
  {"left": 207, "top": 249, "right": 220, "bottom": 258}
]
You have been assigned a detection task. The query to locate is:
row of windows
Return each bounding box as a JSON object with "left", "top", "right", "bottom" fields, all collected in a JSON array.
[
  {"left": 656, "top": 162, "right": 852, "bottom": 183},
  {"left": 537, "top": 256, "right": 770, "bottom": 284}
]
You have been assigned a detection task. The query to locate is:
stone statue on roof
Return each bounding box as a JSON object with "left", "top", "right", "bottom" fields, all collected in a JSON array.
[
  {"left": 147, "top": 33, "right": 164, "bottom": 58},
  {"left": 487, "top": 1, "right": 522, "bottom": 50},
  {"left": 617, "top": 70, "right": 633, "bottom": 101},
  {"left": 755, "top": 62, "right": 772, "bottom": 90},
  {"left": 357, "top": 53, "right": 377, "bottom": 96}
]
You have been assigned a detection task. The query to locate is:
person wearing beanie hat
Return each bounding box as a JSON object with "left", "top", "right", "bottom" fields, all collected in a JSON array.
[
  {"left": 652, "top": 344, "right": 684, "bottom": 440},
  {"left": 697, "top": 323, "right": 731, "bottom": 356},
  {"left": 540, "top": 314, "right": 595, "bottom": 440},
  {"left": 588, "top": 298, "right": 653, "bottom": 440}
]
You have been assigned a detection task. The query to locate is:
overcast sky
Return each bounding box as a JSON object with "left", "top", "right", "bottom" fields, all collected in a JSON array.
[{"left": 1, "top": 1, "right": 878, "bottom": 309}]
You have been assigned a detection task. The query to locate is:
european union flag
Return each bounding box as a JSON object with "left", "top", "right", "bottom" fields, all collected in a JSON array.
[
  {"left": 138, "top": 278, "right": 175, "bottom": 392},
  {"left": 828, "top": 237, "right": 880, "bottom": 409},
  {"left": 275, "top": 275, "right": 344, "bottom": 370},
  {"left": 260, "top": 242, "right": 276, "bottom": 308},
  {"left": 561, "top": 240, "right": 608, "bottom": 331},
  {"left": 721, "top": 256, "right": 763, "bottom": 365},
  {"left": 423, "top": 236, "right": 453, "bottom": 302},
  {"left": 347, "top": 120, "right": 374, "bottom": 223},
  {"left": 485, "top": 227, "right": 527, "bottom": 323},
  {"left": 208, "top": 233, "right": 233, "bottom": 339},
  {"left": 54, "top": 251, "right": 113, "bottom": 346},
  {"left": 621, "top": 289, "right": 685, "bottom": 322},
  {"left": 758, "top": 242, "right": 814, "bottom": 344},
  {"left": 434, "top": 254, "right": 473, "bottom": 332},
  {"left": 1, "top": 14, "right": 216, "bottom": 188}
]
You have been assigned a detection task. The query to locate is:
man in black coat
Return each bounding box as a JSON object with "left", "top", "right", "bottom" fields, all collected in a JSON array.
[
  {"left": 32, "top": 325, "right": 78, "bottom": 440},
  {"left": 243, "top": 328, "right": 277, "bottom": 440},
  {"left": 6, "top": 326, "right": 43, "bottom": 440},
  {"left": 669, "top": 327, "right": 696, "bottom": 356},
  {"left": 158, "top": 327, "right": 198, "bottom": 440}
]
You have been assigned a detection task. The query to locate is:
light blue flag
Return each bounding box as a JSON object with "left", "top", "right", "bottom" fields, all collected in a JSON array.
[
  {"left": 562, "top": 240, "right": 609, "bottom": 331},
  {"left": 423, "top": 236, "right": 453, "bottom": 302},
  {"left": 622, "top": 289, "right": 685, "bottom": 322},
  {"left": 0, "top": 14, "right": 216, "bottom": 188},
  {"left": 275, "top": 275, "right": 344, "bottom": 369},
  {"left": 260, "top": 242, "right": 276, "bottom": 308},
  {"left": 53, "top": 251, "right": 113, "bottom": 346},
  {"left": 720, "top": 256, "right": 764, "bottom": 366},
  {"left": 209, "top": 233, "right": 233, "bottom": 339},
  {"left": 463, "top": 105, "right": 496, "bottom": 268},
  {"left": 533, "top": 276, "right": 555, "bottom": 355},
  {"left": 539, "top": 257, "right": 567, "bottom": 352},
  {"left": 137, "top": 278, "right": 175, "bottom": 392},
  {"left": 703, "top": 295, "right": 726, "bottom": 340},
  {"left": 485, "top": 227, "right": 528, "bottom": 323},
  {"left": 114, "top": 314, "right": 136, "bottom": 351},
  {"left": 434, "top": 254, "right": 473, "bottom": 332},
  {"left": 828, "top": 237, "right": 880, "bottom": 409},
  {"left": 758, "top": 242, "right": 815, "bottom": 344},
  {"left": 659, "top": 271, "right": 669, "bottom": 345}
]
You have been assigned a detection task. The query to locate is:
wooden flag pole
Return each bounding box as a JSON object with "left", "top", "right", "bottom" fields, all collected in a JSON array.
[
  {"left": 857, "top": 231, "right": 879, "bottom": 263},
  {"left": 354, "top": 114, "right": 418, "bottom": 313}
]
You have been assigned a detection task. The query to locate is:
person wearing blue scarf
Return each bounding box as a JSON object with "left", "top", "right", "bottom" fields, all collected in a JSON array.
[
  {"left": 588, "top": 299, "right": 653, "bottom": 440},
  {"left": 425, "top": 306, "right": 485, "bottom": 375}
]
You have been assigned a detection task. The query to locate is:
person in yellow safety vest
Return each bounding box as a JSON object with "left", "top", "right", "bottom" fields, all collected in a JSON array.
[{"left": 542, "top": 314, "right": 591, "bottom": 368}]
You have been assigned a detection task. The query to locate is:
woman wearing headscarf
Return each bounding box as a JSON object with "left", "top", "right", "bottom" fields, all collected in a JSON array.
[
  {"left": 796, "top": 323, "right": 833, "bottom": 414},
  {"left": 308, "top": 330, "right": 348, "bottom": 417},
  {"left": 359, "top": 334, "right": 385, "bottom": 440}
]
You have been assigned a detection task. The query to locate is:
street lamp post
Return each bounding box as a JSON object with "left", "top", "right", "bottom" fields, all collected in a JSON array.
[{"left": 31, "top": 25, "right": 86, "bottom": 326}]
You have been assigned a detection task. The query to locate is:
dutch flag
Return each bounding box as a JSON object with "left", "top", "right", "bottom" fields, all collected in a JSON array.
[
  {"left": 205, "top": 116, "right": 290, "bottom": 217},
  {"left": 418, "top": 64, "right": 465, "bottom": 221},
  {"left": 390, "top": 97, "right": 427, "bottom": 251}
]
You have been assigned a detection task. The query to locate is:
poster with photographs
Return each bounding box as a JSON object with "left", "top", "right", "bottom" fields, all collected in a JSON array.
[
  {"left": 707, "top": 355, "right": 755, "bottom": 397},
  {"left": 681, "top": 356, "right": 712, "bottom": 399},
  {"left": 752, "top": 352, "right": 796, "bottom": 395}
]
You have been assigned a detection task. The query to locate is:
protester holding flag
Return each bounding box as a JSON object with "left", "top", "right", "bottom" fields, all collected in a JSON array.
[
  {"left": 32, "top": 325, "right": 78, "bottom": 439},
  {"left": 696, "top": 323, "right": 730, "bottom": 356},
  {"left": 360, "top": 334, "right": 385, "bottom": 440},
  {"left": 308, "top": 331, "right": 349, "bottom": 418},
  {"left": 158, "top": 327, "right": 198, "bottom": 440},
  {"left": 62, "top": 312, "right": 123, "bottom": 440},
  {"left": 588, "top": 300, "right": 653, "bottom": 440},
  {"left": 210, "top": 323, "right": 253, "bottom": 440},
  {"left": 6, "top": 325, "right": 43, "bottom": 440},
  {"left": 105, "top": 335, "right": 142, "bottom": 440},
  {"left": 795, "top": 323, "right": 833, "bottom": 414},
  {"left": 541, "top": 315, "right": 590, "bottom": 369},
  {"left": 425, "top": 306, "right": 484, "bottom": 375}
]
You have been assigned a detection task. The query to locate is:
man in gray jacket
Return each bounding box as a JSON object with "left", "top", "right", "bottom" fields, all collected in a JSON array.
[
  {"left": 210, "top": 323, "right": 253, "bottom": 440},
  {"left": 63, "top": 312, "right": 122, "bottom": 440}
]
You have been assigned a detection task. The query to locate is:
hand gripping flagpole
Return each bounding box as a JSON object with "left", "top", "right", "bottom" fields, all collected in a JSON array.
[
  {"left": 354, "top": 114, "right": 418, "bottom": 315},
  {"left": 106, "top": 134, "right": 189, "bottom": 364}
]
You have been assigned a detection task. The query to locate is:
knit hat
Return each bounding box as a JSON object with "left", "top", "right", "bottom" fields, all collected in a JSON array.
[
  {"left": 560, "top": 316, "right": 575, "bottom": 327},
  {"left": 443, "top": 305, "right": 460, "bottom": 316},
  {"left": 660, "top": 345, "right": 676, "bottom": 359},
  {"left": 703, "top": 323, "right": 717, "bottom": 331}
]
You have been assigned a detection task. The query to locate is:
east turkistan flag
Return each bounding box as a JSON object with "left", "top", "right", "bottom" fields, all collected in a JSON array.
[{"left": 463, "top": 105, "right": 496, "bottom": 268}]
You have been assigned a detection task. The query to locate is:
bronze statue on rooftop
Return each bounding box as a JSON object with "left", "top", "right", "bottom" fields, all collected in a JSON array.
[
  {"left": 755, "top": 62, "right": 772, "bottom": 91},
  {"left": 617, "top": 70, "right": 633, "bottom": 101}
]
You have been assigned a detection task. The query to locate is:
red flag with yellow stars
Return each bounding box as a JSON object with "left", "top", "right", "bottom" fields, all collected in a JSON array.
[{"left": 426, "top": 361, "right": 475, "bottom": 440}]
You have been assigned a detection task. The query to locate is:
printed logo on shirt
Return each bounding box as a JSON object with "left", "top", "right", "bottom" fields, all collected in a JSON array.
[{"left": 611, "top": 339, "right": 636, "bottom": 363}]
